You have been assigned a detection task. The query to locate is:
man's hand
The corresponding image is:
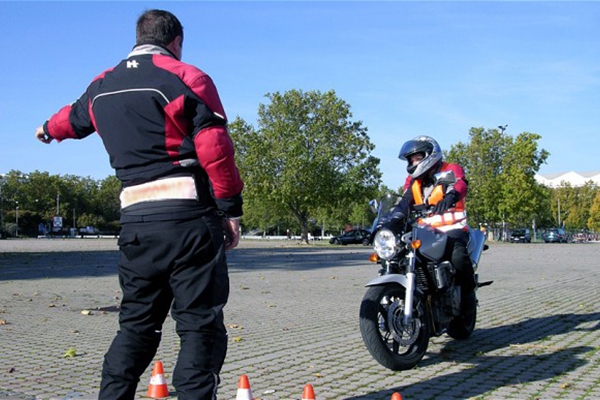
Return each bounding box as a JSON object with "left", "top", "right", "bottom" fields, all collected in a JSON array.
[
  {"left": 378, "top": 211, "right": 406, "bottom": 231},
  {"left": 433, "top": 191, "right": 459, "bottom": 215},
  {"left": 35, "top": 126, "right": 53, "bottom": 144},
  {"left": 223, "top": 218, "right": 240, "bottom": 251}
]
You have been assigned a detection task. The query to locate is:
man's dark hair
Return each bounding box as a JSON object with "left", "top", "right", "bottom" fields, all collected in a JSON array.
[{"left": 136, "top": 9, "right": 184, "bottom": 47}]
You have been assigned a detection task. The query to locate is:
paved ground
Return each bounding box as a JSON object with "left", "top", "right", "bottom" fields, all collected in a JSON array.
[{"left": 1, "top": 238, "right": 600, "bottom": 399}]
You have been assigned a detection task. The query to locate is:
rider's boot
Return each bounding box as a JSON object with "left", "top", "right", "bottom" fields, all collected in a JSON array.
[{"left": 460, "top": 274, "right": 477, "bottom": 317}]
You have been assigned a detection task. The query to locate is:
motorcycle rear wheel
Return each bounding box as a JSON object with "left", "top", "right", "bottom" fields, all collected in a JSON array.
[{"left": 359, "top": 284, "right": 429, "bottom": 371}]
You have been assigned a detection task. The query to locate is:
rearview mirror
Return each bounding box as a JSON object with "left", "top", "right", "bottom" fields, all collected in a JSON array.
[
  {"left": 433, "top": 170, "right": 456, "bottom": 186},
  {"left": 368, "top": 199, "right": 378, "bottom": 213}
]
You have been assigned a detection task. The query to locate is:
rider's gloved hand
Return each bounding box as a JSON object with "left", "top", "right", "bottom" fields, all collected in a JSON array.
[
  {"left": 433, "top": 191, "right": 459, "bottom": 215},
  {"left": 378, "top": 211, "right": 406, "bottom": 231}
]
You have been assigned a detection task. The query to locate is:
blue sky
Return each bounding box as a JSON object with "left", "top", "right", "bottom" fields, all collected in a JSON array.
[{"left": 1, "top": 1, "right": 598, "bottom": 191}]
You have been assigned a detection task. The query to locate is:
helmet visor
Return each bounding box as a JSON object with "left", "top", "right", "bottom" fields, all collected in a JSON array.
[{"left": 399, "top": 139, "right": 431, "bottom": 160}]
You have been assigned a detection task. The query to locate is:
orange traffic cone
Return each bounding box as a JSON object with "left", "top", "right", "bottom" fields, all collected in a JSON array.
[
  {"left": 147, "top": 361, "right": 169, "bottom": 399},
  {"left": 301, "top": 383, "right": 316, "bottom": 400},
  {"left": 391, "top": 392, "right": 403, "bottom": 400},
  {"left": 236, "top": 374, "right": 254, "bottom": 400}
]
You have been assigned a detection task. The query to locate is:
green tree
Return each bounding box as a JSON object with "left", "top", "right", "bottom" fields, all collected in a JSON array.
[
  {"left": 550, "top": 182, "right": 599, "bottom": 231},
  {"left": 567, "top": 182, "right": 598, "bottom": 230},
  {"left": 446, "top": 127, "right": 550, "bottom": 233},
  {"left": 0, "top": 170, "right": 122, "bottom": 237},
  {"left": 229, "top": 89, "right": 381, "bottom": 243},
  {"left": 550, "top": 183, "right": 576, "bottom": 229},
  {"left": 445, "top": 127, "right": 509, "bottom": 227},
  {"left": 95, "top": 175, "right": 121, "bottom": 231},
  {"left": 500, "top": 132, "right": 550, "bottom": 228},
  {"left": 588, "top": 191, "right": 600, "bottom": 232},
  {"left": 77, "top": 213, "right": 106, "bottom": 232}
]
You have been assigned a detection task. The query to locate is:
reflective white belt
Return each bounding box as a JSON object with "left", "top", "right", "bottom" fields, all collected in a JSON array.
[
  {"left": 419, "top": 211, "right": 468, "bottom": 232},
  {"left": 120, "top": 176, "right": 198, "bottom": 209}
]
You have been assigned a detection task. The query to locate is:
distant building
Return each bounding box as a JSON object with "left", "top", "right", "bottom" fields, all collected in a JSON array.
[{"left": 535, "top": 171, "right": 600, "bottom": 188}]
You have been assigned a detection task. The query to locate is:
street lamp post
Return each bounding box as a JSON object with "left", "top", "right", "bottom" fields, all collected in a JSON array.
[
  {"left": 498, "top": 125, "right": 508, "bottom": 134},
  {"left": 15, "top": 201, "right": 19, "bottom": 238}
]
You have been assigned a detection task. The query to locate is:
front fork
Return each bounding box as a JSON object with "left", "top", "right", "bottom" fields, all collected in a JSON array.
[{"left": 403, "top": 251, "right": 417, "bottom": 325}]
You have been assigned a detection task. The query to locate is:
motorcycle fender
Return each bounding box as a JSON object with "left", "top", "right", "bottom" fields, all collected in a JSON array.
[{"left": 365, "top": 275, "right": 423, "bottom": 294}]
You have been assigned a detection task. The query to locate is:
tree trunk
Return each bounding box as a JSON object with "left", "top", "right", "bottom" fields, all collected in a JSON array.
[
  {"left": 288, "top": 204, "right": 310, "bottom": 245},
  {"left": 300, "top": 219, "right": 309, "bottom": 244}
]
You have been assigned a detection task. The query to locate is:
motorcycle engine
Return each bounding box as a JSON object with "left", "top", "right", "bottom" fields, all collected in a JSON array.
[
  {"left": 434, "top": 261, "right": 455, "bottom": 289},
  {"left": 433, "top": 285, "right": 461, "bottom": 323}
]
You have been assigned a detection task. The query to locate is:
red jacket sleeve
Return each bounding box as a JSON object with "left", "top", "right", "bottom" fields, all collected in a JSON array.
[
  {"left": 445, "top": 163, "right": 468, "bottom": 200},
  {"left": 193, "top": 126, "right": 244, "bottom": 199},
  {"left": 402, "top": 175, "right": 412, "bottom": 192},
  {"left": 152, "top": 55, "right": 244, "bottom": 216},
  {"left": 44, "top": 85, "right": 98, "bottom": 142}
]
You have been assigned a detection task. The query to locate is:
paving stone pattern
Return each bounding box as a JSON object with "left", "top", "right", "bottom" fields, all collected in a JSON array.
[{"left": 1, "top": 239, "right": 600, "bottom": 399}]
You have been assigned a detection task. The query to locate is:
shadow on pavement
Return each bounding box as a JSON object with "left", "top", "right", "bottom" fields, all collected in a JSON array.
[
  {"left": 346, "top": 312, "right": 600, "bottom": 399},
  {"left": 0, "top": 251, "right": 119, "bottom": 281},
  {"left": 0, "top": 246, "right": 372, "bottom": 281},
  {"left": 228, "top": 246, "right": 372, "bottom": 272}
]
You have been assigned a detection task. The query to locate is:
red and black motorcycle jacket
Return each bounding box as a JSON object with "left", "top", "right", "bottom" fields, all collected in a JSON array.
[
  {"left": 43, "top": 44, "right": 243, "bottom": 221},
  {"left": 392, "top": 161, "right": 468, "bottom": 233}
]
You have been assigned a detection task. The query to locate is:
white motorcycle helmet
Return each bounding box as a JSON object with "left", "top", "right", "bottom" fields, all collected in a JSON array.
[{"left": 398, "top": 135, "right": 443, "bottom": 179}]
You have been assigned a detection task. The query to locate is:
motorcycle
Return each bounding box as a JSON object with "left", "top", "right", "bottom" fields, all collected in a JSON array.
[{"left": 359, "top": 170, "right": 492, "bottom": 371}]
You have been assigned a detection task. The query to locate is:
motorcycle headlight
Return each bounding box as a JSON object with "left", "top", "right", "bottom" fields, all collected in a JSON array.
[{"left": 373, "top": 229, "right": 398, "bottom": 260}]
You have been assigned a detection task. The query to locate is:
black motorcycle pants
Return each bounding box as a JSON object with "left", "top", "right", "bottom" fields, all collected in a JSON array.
[
  {"left": 445, "top": 229, "right": 476, "bottom": 294},
  {"left": 98, "top": 214, "right": 229, "bottom": 400}
]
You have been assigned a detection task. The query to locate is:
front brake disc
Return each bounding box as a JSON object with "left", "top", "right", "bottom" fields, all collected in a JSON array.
[{"left": 388, "top": 300, "right": 422, "bottom": 346}]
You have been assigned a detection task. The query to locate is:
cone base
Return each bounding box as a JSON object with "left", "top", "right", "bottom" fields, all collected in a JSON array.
[{"left": 147, "top": 386, "right": 170, "bottom": 399}]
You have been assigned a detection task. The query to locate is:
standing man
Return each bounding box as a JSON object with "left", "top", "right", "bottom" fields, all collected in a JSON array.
[{"left": 35, "top": 9, "right": 243, "bottom": 399}]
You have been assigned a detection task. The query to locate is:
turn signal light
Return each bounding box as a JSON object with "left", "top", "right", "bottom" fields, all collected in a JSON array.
[
  {"left": 369, "top": 253, "right": 379, "bottom": 263},
  {"left": 411, "top": 240, "right": 422, "bottom": 249}
]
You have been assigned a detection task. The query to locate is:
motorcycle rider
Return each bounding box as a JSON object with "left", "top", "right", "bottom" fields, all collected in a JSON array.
[{"left": 382, "top": 135, "right": 476, "bottom": 316}]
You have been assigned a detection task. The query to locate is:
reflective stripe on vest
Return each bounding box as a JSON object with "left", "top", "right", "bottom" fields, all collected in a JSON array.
[
  {"left": 411, "top": 167, "right": 467, "bottom": 230},
  {"left": 417, "top": 211, "right": 468, "bottom": 232}
]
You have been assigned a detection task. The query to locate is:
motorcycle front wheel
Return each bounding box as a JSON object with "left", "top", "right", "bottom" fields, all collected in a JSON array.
[
  {"left": 359, "top": 284, "right": 429, "bottom": 371},
  {"left": 447, "top": 292, "right": 477, "bottom": 340}
]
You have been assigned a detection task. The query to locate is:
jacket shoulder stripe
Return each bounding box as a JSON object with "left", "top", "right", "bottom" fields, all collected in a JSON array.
[{"left": 91, "top": 88, "right": 170, "bottom": 107}]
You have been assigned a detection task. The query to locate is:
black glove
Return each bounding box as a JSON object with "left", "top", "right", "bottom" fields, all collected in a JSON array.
[
  {"left": 378, "top": 211, "right": 406, "bottom": 231},
  {"left": 433, "top": 191, "right": 459, "bottom": 215}
]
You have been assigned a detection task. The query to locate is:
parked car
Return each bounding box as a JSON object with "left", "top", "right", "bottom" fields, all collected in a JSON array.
[
  {"left": 329, "top": 229, "right": 371, "bottom": 246},
  {"left": 543, "top": 228, "right": 568, "bottom": 243},
  {"left": 509, "top": 228, "right": 531, "bottom": 243}
]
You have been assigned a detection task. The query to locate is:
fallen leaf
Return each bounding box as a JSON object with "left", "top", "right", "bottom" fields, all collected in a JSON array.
[
  {"left": 232, "top": 337, "right": 244, "bottom": 342},
  {"left": 63, "top": 348, "right": 76, "bottom": 358},
  {"left": 81, "top": 310, "right": 92, "bottom": 315}
]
